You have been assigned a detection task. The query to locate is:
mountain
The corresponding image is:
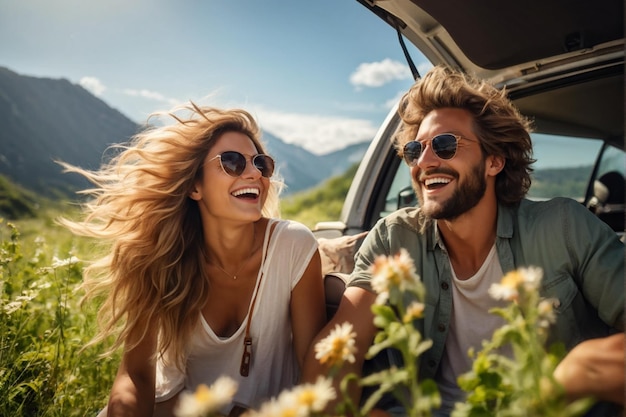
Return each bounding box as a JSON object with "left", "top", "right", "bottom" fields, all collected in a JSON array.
[
  {"left": 0, "top": 67, "right": 140, "bottom": 197},
  {"left": 0, "top": 67, "right": 368, "bottom": 199},
  {"left": 264, "top": 132, "right": 368, "bottom": 194}
]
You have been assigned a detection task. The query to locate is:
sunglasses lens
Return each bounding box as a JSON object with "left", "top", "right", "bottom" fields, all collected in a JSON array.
[
  {"left": 403, "top": 134, "right": 459, "bottom": 165},
  {"left": 219, "top": 151, "right": 247, "bottom": 177},
  {"left": 253, "top": 155, "right": 275, "bottom": 178},
  {"left": 432, "top": 134, "right": 458, "bottom": 159},
  {"left": 217, "top": 152, "right": 275, "bottom": 178},
  {"left": 403, "top": 141, "right": 423, "bottom": 166}
]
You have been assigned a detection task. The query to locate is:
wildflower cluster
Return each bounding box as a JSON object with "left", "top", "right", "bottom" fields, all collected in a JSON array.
[
  {"left": 452, "top": 267, "right": 593, "bottom": 417},
  {"left": 362, "top": 248, "right": 440, "bottom": 417},
  {"left": 246, "top": 376, "right": 336, "bottom": 417},
  {"left": 305, "top": 257, "right": 595, "bottom": 417},
  {"left": 173, "top": 376, "right": 336, "bottom": 417}
]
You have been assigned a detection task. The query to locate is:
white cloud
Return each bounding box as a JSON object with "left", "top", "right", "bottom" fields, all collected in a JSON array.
[
  {"left": 79, "top": 76, "right": 106, "bottom": 97},
  {"left": 122, "top": 88, "right": 181, "bottom": 107},
  {"left": 350, "top": 58, "right": 412, "bottom": 89},
  {"left": 253, "top": 107, "right": 378, "bottom": 155}
]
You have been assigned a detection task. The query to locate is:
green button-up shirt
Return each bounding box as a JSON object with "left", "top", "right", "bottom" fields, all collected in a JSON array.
[{"left": 349, "top": 197, "right": 624, "bottom": 380}]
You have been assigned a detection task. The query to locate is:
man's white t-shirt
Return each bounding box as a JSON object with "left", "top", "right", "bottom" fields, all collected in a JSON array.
[{"left": 436, "top": 243, "right": 513, "bottom": 415}]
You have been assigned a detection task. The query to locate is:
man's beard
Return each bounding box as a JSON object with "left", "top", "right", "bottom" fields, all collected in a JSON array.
[{"left": 416, "top": 161, "right": 487, "bottom": 220}]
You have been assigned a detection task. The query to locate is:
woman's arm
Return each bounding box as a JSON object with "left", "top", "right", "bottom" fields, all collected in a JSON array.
[
  {"left": 107, "top": 323, "right": 159, "bottom": 417},
  {"left": 290, "top": 250, "right": 326, "bottom": 369}
]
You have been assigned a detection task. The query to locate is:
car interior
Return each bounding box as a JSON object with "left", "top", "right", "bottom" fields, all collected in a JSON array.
[{"left": 355, "top": 0, "right": 625, "bottom": 236}]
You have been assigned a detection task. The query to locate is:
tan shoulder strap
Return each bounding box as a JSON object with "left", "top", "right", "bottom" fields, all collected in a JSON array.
[{"left": 239, "top": 220, "right": 278, "bottom": 376}]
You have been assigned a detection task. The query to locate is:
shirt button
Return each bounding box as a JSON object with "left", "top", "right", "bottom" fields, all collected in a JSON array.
[
  {"left": 438, "top": 323, "right": 446, "bottom": 332},
  {"left": 428, "top": 359, "right": 436, "bottom": 368},
  {"left": 441, "top": 282, "right": 449, "bottom": 290}
]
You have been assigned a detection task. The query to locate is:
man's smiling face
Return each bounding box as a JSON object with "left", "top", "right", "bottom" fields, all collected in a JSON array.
[{"left": 410, "top": 108, "right": 487, "bottom": 220}]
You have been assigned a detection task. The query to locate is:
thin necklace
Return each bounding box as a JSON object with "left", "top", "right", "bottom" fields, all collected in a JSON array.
[{"left": 212, "top": 225, "right": 257, "bottom": 280}]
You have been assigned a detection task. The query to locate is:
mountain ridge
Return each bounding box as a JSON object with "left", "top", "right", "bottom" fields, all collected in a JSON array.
[{"left": 0, "top": 66, "right": 369, "bottom": 199}]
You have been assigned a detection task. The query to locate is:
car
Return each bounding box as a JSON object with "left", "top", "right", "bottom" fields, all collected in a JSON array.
[
  {"left": 314, "top": 0, "right": 625, "bottom": 251},
  {"left": 313, "top": 3, "right": 625, "bottom": 413}
]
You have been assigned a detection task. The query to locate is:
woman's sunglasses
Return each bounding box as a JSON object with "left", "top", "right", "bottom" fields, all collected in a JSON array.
[
  {"left": 402, "top": 133, "right": 472, "bottom": 166},
  {"left": 209, "top": 151, "right": 275, "bottom": 178}
]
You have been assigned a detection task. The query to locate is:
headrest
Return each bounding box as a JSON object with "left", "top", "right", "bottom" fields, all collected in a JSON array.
[{"left": 595, "top": 171, "right": 625, "bottom": 204}]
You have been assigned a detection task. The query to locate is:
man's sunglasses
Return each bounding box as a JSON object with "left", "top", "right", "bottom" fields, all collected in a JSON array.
[
  {"left": 402, "top": 133, "right": 472, "bottom": 166},
  {"left": 209, "top": 151, "right": 275, "bottom": 178}
]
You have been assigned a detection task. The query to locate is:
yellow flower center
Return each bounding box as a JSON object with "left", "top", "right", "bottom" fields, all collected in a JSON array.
[
  {"left": 194, "top": 384, "right": 213, "bottom": 402},
  {"left": 298, "top": 389, "right": 316, "bottom": 407},
  {"left": 501, "top": 270, "right": 524, "bottom": 289}
]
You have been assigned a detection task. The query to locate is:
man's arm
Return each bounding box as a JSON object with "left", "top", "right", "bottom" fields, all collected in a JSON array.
[
  {"left": 302, "top": 286, "right": 378, "bottom": 413},
  {"left": 554, "top": 333, "right": 625, "bottom": 405}
]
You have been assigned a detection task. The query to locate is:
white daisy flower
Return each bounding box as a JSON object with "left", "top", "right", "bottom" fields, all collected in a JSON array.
[
  {"left": 314, "top": 322, "right": 357, "bottom": 367},
  {"left": 293, "top": 376, "right": 336, "bottom": 413},
  {"left": 489, "top": 267, "right": 544, "bottom": 301},
  {"left": 51, "top": 255, "right": 80, "bottom": 269},
  {"left": 252, "top": 390, "right": 305, "bottom": 417},
  {"left": 371, "top": 248, "right": 420, "bottom": 294},
  {"left": 174, "top": 377, "right": 238, "bottom": 417}
]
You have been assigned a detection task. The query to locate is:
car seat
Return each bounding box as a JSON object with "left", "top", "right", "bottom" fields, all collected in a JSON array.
[{"left": 587, "top": 171, "right": 625, "bottom": 233}]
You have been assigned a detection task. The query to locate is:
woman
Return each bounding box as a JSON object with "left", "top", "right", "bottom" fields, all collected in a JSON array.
[{"left": 59, "top": 103, "right": 326, "bottom": 416}]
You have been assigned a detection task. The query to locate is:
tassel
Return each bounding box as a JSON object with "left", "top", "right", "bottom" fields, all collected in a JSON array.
[{"left": 240, "top": 336, "right": 252, "bottom": 376}]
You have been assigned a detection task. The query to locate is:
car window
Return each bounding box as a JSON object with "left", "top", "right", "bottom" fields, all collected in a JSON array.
[
  {"left": 382, "top": 160, "right": 413, "bottom": 218},
  {"left": 528, "top": 134, "right": 603, "bottom": 202},
  {"left": 596, "top": 144, "right": 625, "bottom": 179}
]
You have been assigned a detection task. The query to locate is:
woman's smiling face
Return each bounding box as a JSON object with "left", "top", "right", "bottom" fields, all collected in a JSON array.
[{"left": 190, "top": 131, "right": 270, "bottom": 223}]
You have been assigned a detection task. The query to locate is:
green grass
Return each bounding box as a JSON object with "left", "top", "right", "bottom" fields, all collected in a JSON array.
[
  {"left": 0, "top": 163, "right": 360, "bottom": 416},
  {"left": 0, "top": 216, "right": 117, "bottom": 416},
  {"left": 0, "top": 159, "right": 361, "bottom": 415},
  {"left": 281, "top": 163, "right": 358, "bottom": 229}
]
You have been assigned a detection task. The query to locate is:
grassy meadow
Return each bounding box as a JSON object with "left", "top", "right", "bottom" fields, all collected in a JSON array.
[
  {"left": 0, "top": 165, "right": 354, "bottom": 416},
  {"left": 0, "top": 213, "right": 118, "bottom": 416}
]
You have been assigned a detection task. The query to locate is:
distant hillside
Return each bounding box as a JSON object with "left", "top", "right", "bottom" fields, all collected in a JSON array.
[
  {"left": 0, "top": 66, "right": 369, "bottom": 200},
  {"left": 265, "top": 135, "right": 368, "bottom": 194},
  {"left": 282, "top": 162, "right": 360, "bottom": 228},
  {"left": 0, "top": 174, "right": 39, "bottom": 219},
  {"left": 530, "top": 165, "right": 592, "bottom": 199},
  {"left": 0, "top": 67, "right": 140, "bottom": 198}
]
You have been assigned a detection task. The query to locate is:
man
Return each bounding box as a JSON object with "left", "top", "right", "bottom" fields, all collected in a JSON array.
[{"left": 303, "top": 66, "right": 624, "bottom": 416}]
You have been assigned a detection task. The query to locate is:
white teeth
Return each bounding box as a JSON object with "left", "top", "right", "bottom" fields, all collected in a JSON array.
[
  {"left": 425, "top": 177, "right": 451, "bottom": 186},
  {"left": 232, "top": 187, "right": 260, "bottom": 197}
]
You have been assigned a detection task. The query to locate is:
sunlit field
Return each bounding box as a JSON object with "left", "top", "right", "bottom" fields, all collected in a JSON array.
[
  {"left": 0, "top": 171, "right": 348, "bottom": 416},
  {"left": 0, "top": 213, "right": 118, "bottom": 416}
]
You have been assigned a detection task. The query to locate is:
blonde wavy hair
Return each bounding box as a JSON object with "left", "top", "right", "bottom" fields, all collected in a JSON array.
[
  {"left": 58, "top": 103, "right": 283, "bottom": 369},
  {"left": 395, "top": 65, "right": 535, "bottom": 205}
]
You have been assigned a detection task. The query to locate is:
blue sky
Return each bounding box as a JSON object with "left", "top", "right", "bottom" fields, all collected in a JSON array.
[{"left": 0, "top": 0, "right": 432, "bottom": 154}]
